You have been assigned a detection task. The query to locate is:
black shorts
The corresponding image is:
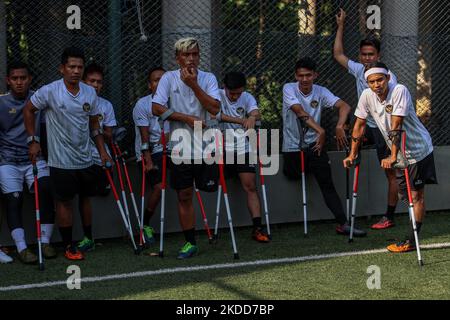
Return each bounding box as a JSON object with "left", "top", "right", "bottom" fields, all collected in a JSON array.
[
  {"left": 141, "top": 152, "right": 163, "bottom": 187},
  {"left": 282, "top": 148, "right": 330, "bottom": 180},
  {"left": 224, "top": 152, "right": 257, "bottom": 178},
  {"left": 396, "top": 152, "right": 437, "bottom": 195},
  {"left": 49, "top": 166, "right": 99, "bottom": 201},
  {"left": 366, "top": 126, "right": 390, "bottom": 163},
  {"left": 93, "top": 164, "right": 110, "bottom": 197},
  {"left": 170, "top": 160, "right": 219, "bottom": 192}
]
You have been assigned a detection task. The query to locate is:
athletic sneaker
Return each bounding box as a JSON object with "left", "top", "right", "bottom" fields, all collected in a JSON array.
[
  {"left": 78, "top": 237, "right": 95, "bottom": 252},
  {"left": 143, "top": 226, "right": 155, "bottom": 244},
  {"left": 371, "top": 216, "right": 395, "bottom": 230},
  {"left": 65, "top": 245, "right": 84, "bottom": 261},
  {"left": 336, "top": 224, "right": 367, "bottom": 237},
  {"left": 42, "top": 244, "right": 57, "bottom": 259},
  {"left": 0, "top": 249, "right": 13, "bottom": 264},
  {"left": 177, "top": 242, "right": 198, "bottom": 259},
  {"left": 387, "top": 239, "right": 416, "bottom": 253},
  {"left": 18, "top": 248, "right": 38, "bottom": 264},
  {"left": 252, "top": 228, "right": 270, "bottom": 243}
]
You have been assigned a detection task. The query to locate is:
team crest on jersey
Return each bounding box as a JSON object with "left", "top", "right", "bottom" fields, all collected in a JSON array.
[
  {"left": 310, "top": 100, "right": 319, "bottom": 109},
  {"left": 385, "top": 104, "right": 393, "bottom": 114},
  {"left": 98, "top": 114, "right": 104, "bottom": 121},
  {"left": 83, "top": 103, "right": 91, "bottom": 112},
  {"left": 8, "top": 108, "right": 17, "bottom": 114},
  {"left": 236, "top": 107, "right": 245, "bottom": 118}
]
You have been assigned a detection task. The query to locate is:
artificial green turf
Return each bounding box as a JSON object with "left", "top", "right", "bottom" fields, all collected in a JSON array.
[{"left": 0, "top": 211, "right": 449, "bottom": 300}]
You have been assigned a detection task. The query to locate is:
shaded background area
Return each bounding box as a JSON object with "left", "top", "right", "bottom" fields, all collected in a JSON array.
[{"left": 1, "top": 0, "right": 449, "bottom": 152}]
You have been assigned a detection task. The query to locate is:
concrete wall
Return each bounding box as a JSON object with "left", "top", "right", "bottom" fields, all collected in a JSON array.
[{"left": 1, "top": 146, "right": 449, "bottom": 245}]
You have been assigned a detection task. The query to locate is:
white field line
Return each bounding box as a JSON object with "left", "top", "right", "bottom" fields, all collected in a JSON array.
[{"left": 1, "top": 242, "right": 450, "bottom": 292}]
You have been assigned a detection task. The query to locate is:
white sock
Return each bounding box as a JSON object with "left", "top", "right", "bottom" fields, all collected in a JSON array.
[
  {"left": 11, "top": 228, "right": 27, "bottom": 253},
  {"left": 41, "top": 224, "right": 54, "bottom": 244}
]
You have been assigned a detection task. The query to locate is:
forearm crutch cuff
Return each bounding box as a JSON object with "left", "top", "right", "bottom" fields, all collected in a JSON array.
[{"left": 160, "top": 109, "right": 174, "bottom": 121}]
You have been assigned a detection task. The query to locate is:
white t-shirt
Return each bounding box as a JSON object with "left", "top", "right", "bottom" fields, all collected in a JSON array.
[
  {"left": 348, "top": 59, "right": 398, "bottom": 128},
  {"left": 282, "top": 83, "right": 340, "bottom": 152},
  {"left": 355, "top": 83, "right": 433, "bottom": 164},
  {"left": 91, "top": 97, "right": 117, "bottom": 166},
  {"left": 219, "top": 89, "right": 258, "bottom": 154},
  {"left": 152, "top": 69, "right": 220, "bottom": 161},
  {"left": 133, "top": 94, "right": 169, "bottom": 159},
  {"left": 31, "top": 79, "right": 100, "bottom": 169}
]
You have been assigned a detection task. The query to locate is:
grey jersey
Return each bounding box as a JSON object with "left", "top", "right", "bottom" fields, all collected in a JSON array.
[
  {"left": 91, "top": 97, "right": 117, "bottom": 166},
  {"left": 0, "top": 91, "right": 42, "bottom": 165},
  {"left": 348, "top": 59, "right": 398, "bottom": 128},
  {"left": 355, "top": 83, "right": 433, "bottom": 164},
  {"left": 152, "top": 69, "right": 220, "bottom": 160},
  {"left": 30, "top": 79, "right": 100, "bottom": 169},
  {"left": 133, "top": 94, "right": 166, "bottom": 158},
  {"left": 219, "top": 89, "right": 258, "bottom": 154},
  {"left": 282, "top": 83, "right": 340, "bottom": 152}
]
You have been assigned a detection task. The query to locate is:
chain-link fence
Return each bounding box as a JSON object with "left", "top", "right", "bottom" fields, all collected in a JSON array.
[{"left": 2, "top": 0, "right": 449, "bottom": 152}]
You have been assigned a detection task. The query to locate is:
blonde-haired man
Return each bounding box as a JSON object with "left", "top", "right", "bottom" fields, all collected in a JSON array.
[{"left": 152, "top": 38, "right": 221, "bottom": 259}]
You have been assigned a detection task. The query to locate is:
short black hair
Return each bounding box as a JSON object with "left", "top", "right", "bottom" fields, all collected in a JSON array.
[
  {"left": 223, "top": 72, "right": 246, "bottom": 90},
  {"left": 294, "top": 57, "right": 317, "bottom": 72},
  {"left": 61, "top": 46, "right": 85, "bottom": 65},
  {"left": 365, "top": 61, "right": 389, "bottom": 72},
  {"left": 147, "top": 67, "right": 166, "bottom": 81},
  {"left": 83, "top": 62, "right": 104, "bottom": 80},
  {"left": 360, "top": 38, "right": 381, "bottom": 53},
  {"left": 7, "top": 61, "right": 31, "bottom": 76}
]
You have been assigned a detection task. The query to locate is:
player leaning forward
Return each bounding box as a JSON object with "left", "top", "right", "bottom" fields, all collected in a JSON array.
[
  {"left": 24, "top": 47, "right": 112, "bottom": 260},
  {"left": 344, "top": 62, "right": 437, "bottom": 253}
]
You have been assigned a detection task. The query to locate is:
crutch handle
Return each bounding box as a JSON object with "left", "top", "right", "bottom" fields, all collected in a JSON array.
[{"left": 104, "top": 161, "right": 113, "bottom": 169}]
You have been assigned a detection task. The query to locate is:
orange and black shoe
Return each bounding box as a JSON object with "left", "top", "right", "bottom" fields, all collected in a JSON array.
[
  {"left": 371, "top": 216, "right": 395, "bottom": 230},
  {"left": 252, "top": 228, "right": 270, "bottom": 243},
  {"left": 387, "top": 239, "right": 416, "bottom": 253},
  {"left": 65, "top": 245, "right": 84, "bottom": 261}
]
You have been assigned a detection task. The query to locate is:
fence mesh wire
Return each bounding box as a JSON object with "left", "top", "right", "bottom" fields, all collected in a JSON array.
[{"left": 2, "top": 0, "right": 449, "bottom": 152}]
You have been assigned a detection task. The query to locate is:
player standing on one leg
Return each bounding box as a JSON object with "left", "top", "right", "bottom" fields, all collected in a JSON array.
[
  {"left": 133, "top": 67, "right": 167, "bottom": 245},
  {"left": 24, "top": 47, "right": 112, "bottom": 261},
  {"left": 334, "top": 9, "right": 399, "bottom": 230},
  {"left": 0, "top": 62, "right": 57, "bottom": 265},
  {"left": 152, "top": 38, "right": 221, "bottom": 259},
  {"left": 344, "top": 62, "right": 437, "bottom": 255},
  {"left": 218, "top": 71, "right": 270, "bottom": 243},
  {"left": 282, "top": 57, "right": 366, "bottom": 237},
  {"left": 77, "top": 62, "right": 117, "bottom": 253}
]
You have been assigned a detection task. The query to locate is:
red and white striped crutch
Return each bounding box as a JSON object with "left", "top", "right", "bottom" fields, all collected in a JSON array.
[
  {"left": 256, "top": 122, "right": 271, "bottom": 238},
  {"left": 111, "top": 144, "right": 133, "bottom": 236},
  {"left": 159, "top": 124, "right": 168, "bottom": 258},
  {"left": 115, "top": 143, "right": 145, "bottom": 247},
  {"left": 194, "top": 183, "right": 213, "bottom": 243},
  {"left": 32, "top": 162, "right": 44, "bottom": 271},
  {"left": 398, "top": 131, "right": 423, "bottom": 266},
  {"left": 140, "top": 155, "right": 146, "bottom": 247},
  {"left": 104, "top": 162, "right": 139, "bottom": 254}
]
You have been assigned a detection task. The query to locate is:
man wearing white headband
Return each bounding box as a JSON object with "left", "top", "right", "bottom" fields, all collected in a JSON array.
[
  {"left": 343, "top": 62, "right": 437, "bottom": 253},
  {"left": 334, "top": 8, "right": 400, "bottom": 231}
]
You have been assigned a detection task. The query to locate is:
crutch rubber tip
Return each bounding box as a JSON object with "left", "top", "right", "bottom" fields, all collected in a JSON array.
[
  {"left": 348, "top": 239, "right": 354, "bottom": 243},
  {"left": 159, "top": 251, "right": 164, "bottom": 258},
  {"left": 39, "top": 263, "right": 45, "bottom": 271},
  {"left": 233, "top": 253, "right": 240, "bottom": 260},
  {"left": 208, "top": 238, "right": 213, "bottom": 244},
  {"left": 134, "top": 248, "right": 141, "bottom": 255},
  {"left": 419, "top": 260, "right": 424, "bottom": 267}
]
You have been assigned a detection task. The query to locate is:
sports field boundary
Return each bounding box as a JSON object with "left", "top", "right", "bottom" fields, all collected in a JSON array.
[{"left": 1, "top": 242, "right": 449, "bottom": 292}]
